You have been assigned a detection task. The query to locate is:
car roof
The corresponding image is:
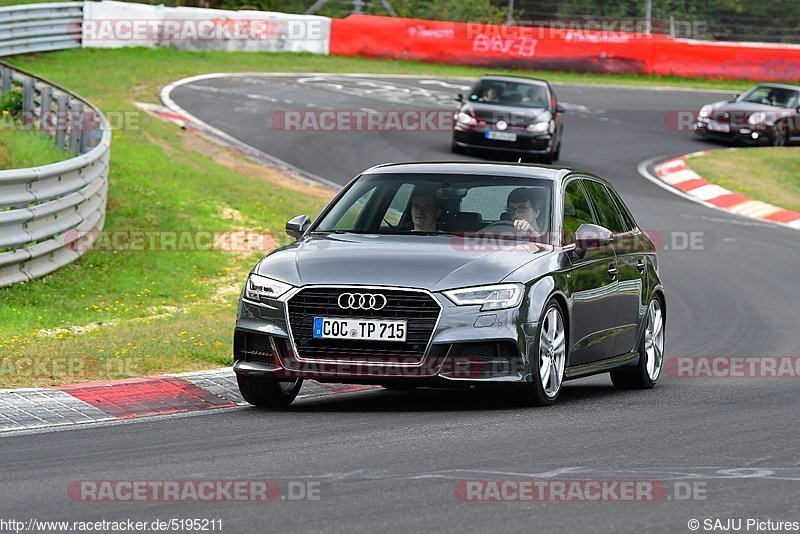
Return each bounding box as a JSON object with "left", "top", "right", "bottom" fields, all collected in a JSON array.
[
  {"left": 479, "top": 75, "right": 550, "bottom": 87},
  {"left": 750, "top": 83, "right": 800, "bottom": 92},
  {"left": 361, "top": 161, "right": 573, "bottom": 181}
]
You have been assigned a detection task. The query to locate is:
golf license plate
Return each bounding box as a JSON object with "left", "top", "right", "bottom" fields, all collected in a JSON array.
[
  {"left": 486, "top": 131, "right": 517, "bottom": 142},
  {"left": 313, "top": 317, "right": 407, "bottom": 342},
  {"left": 708, "top": 120, "right": 730, "bottom": 132}
]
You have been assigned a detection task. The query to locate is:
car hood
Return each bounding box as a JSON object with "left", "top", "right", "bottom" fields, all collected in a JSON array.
[
  {"left": 461, "top": 102, "right": 550, "bottom": 127},
  {"left": 708, "top": 100, "right": 784, "bottom": 115},
  {"left": 254, "top": 233, "right": 549, "bottom": 291}
]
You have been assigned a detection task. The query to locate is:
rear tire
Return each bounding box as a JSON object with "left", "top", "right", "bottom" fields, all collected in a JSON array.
[
  {"left": 237, "top": 375, "right": 302, "bottom": 407},
  {"left": 611, "top": 296, "right": 664, "bottom": 390},
  {"left": 552, "top": 140, "right": 561, "bottom": 162}
]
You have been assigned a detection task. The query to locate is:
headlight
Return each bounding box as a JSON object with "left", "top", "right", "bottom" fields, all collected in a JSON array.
[
  {"left": 748, "top": 112, "right": 770, "bottom": 126},
  {"left": 456, "top": 112, "right": 478, "bottom": 126},
  {"left": 698, "top": 105, "right": 713, "bottom": 118},
  {"left": 244, "top": 274, "right": 293, "bottom": 302},
  {"left": 444, "top": 283, "right": 524, "bottom": 311},
  {"left": 526, "top": 121, "right": 550, "bottom": 133}
]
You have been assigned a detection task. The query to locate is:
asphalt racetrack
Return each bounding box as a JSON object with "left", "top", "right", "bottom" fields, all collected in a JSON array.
[{"left": 2, "top": 75, "right": 798, "bottom": 533}]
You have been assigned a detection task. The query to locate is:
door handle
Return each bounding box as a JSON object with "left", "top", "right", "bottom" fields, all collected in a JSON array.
[
  {"left": 607, "top": 265, "right": 618, "bottom": 278},
  {"left": 637, "top": 258, "right": 646, "bottom": 273}
]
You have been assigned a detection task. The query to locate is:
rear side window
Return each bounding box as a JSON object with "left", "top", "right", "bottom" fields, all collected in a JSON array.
[
  {"left": 583, "top": 180, "right": 625, "bottom": 234},
  {"left": 562, "top": 180, "right": 595, "bottom": 245},
  {"left": 606, "top": 186, "right": 637, "bottom": 232}
]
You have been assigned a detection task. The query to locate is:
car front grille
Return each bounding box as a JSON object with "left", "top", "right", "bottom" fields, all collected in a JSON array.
[{"left": 286, "top": 287, "right": 441, "bottom": 362}]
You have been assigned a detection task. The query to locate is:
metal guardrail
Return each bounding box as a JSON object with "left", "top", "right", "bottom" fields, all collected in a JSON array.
[
  {"left": 0, "top": 60, "right": 110, "bottom": 287},
  {"left": 0, "top": 2, "right": 83, "bottom": 57}
]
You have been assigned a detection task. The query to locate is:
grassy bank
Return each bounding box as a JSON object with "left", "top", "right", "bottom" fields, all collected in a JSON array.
[
  {"left": 0, "top": 46, "right": 754, "bottom": 388},
  {"left": 686, "top": 147, "right": 800, "bottom": 213},
  {"left": 0, "top": 127, "right": 73, "bottom": 168}
]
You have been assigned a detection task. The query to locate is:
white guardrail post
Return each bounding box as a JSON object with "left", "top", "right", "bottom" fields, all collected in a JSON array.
[{"left": 0, "top": 61, "right": 110, "bottom": 287}]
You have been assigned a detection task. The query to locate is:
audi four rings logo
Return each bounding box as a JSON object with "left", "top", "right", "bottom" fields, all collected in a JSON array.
[{"left": 337, "top": 293, "right": 388, "bottom": 310}]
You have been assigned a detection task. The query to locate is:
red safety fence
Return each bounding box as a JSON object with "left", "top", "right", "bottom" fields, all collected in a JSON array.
[{"left": 330, "top": 14, "right": 800, "bottom": 81}]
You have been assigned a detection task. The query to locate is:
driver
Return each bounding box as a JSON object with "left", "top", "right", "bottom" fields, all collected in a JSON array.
[
  {"left": 411, "top": 189, "right": 441, "bottom": 232},
  {"left": 506, "top": 187, "right": 544, "bottom": 237},
  {"left": 483, "top": 86, "right": 499, "bottom": 102},
  {"left": 524, "top": 87, "right": 547, "bottom": 107}
]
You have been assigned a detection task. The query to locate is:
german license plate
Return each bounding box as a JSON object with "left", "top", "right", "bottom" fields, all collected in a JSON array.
[
  {"left": 708, "top": 121, "right": 730, "bottom": 132},
  {"left": 486, "top": 131, "right": 517, "bottom": 142},
  {"left": 313, "top": 317, "right": 407, "bottom": 342}
]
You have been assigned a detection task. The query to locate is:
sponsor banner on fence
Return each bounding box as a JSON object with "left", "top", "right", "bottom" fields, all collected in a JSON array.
[{"left": 329, "top": 14, "right": 800, "bottom": 81}]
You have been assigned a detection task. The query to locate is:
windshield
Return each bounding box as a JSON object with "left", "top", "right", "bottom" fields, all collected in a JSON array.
[
  {"left": 738, "top": 86, "right": 799, "bottom": 108},
  {"left": 469, "top": 80, "right": 550, "bottom": 109},
  {"left": 313, "top": 173, "right": 554, "bottom": 242}
]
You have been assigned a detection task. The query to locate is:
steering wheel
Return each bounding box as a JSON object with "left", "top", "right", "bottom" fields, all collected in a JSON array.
[{"left": 480, "top": 220, "right": 517, "bottom": 232}]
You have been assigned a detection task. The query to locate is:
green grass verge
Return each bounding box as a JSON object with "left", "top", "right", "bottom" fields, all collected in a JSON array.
[
  {"left": 685, "top": 147, "right": 800, "bottom": 213},
  {"left": 0, "top": 46, "right": 755, "bottom": 388},
  {"left": 0, "top": 126, "right": 74, "bottom": 168},
  {"left": 8, "top": 47, "right": 754, "bottom": 95}
]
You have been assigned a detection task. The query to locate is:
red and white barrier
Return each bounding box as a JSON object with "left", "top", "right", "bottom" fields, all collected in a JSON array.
[{"left": 330, "top": 14, "right": 800, "bottom": 81}]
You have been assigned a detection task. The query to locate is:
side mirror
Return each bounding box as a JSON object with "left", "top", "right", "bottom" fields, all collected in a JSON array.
[
  {"left": 574, "top": 223, "right": 613, "bottom": 256},
  {"left": 733, "top": 94, "right": 740, "bottom": 100},
  {"left": 455, "top": 93, "right": 464, "bottom": 103},
  {"left": 555, "top": 103, "right": 566, "bottom": 113},
  {"left": 286, "top": 214, "right": 311, "bottom": 240}
]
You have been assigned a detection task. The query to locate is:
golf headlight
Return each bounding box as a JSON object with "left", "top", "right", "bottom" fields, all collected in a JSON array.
[
  {"left": 698, "top": 105, "right": 713, "bottom": 118},
  {"left": 456, "top": 112, "right": 478, "bottom": 126},
  {"left": 748, "top": 112, "right": 769, "bottom": 126},
  {"left": 444, "top": 283, "right": 524, "bottom": 311},
  {"left": 526, "top": 121, "right": 549, "bottom": 133},
  {"left": 244, "top": 274, "right": 292, "bottom": 302}
]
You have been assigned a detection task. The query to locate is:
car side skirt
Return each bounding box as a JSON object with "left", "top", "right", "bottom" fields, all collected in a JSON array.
[{"left": 564, "top": 350, "right": 639, "bottom": 380}]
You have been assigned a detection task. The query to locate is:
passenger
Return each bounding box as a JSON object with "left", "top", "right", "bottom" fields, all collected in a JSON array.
[
  {"left": 506, "top": 187, "right": 544, "bottom": 237},
  {"left": 411, "top": 190, "right": 441, "bottom": 232},
  {"left": 524, "top": 87, "right": 547, "bottom": 107}
]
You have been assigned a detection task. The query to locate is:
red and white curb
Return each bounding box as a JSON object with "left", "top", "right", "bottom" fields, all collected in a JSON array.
[
  {"left": 0, "top": 369, "right": 377, "bottom": 434},
  {"left": 653, "top": 151, "right": 800, "bottom": 230}
]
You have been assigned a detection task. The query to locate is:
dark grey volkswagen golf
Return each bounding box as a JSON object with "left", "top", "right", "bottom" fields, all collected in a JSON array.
[{"left": 234, "top": 162, "right": 665, "bottom": 407}]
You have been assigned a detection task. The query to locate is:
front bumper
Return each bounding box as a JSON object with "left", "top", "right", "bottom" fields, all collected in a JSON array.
[
  {"left": 452, "top": 129, "right": 553, "bottom": 155},
  {"left": 694, "top": 120, "right": 772, "bottom": 145},
  {"left": 234, "top": 286, "right": 539, "bottom": 384}
]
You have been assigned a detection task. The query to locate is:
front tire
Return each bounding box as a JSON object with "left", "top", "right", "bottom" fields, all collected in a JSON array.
[
  {"left": 517, "top": 299, "right": 567, "bottom": 406},
  {"left": 237, "top": 375, "right": 302, "bottom": 407},
  {"left": 451, "top": 142, "right": 467, "bottom": 155},
  {"left": 770, "top": 123, "right": 789, "bottom": 147},
  {"left": 611, "top": 296, "right": 664, "bottom": 389}
]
